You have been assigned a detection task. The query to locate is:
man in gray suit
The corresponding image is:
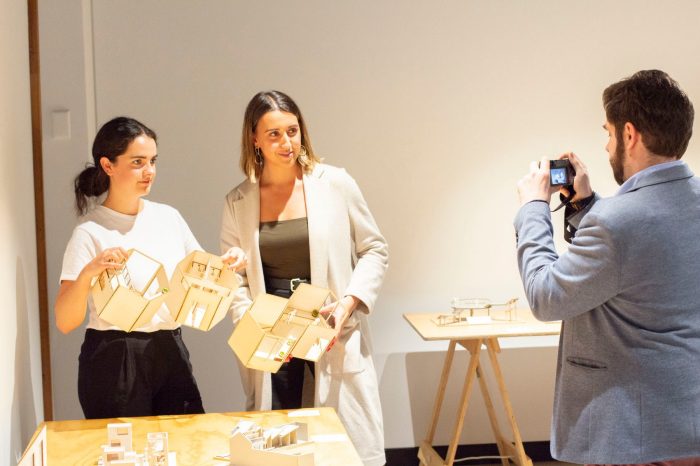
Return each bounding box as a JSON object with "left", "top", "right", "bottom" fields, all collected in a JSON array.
[{"left": 515, "top": 70, "right": 700, "bottom": 465}]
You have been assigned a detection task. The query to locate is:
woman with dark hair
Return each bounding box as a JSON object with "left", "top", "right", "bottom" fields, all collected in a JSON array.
[
  {"left": 221, "top": 91, "right": 388, "bottom": 466},
  {"left": 55, "top": 116, "right": 245, "bottom": 419}
]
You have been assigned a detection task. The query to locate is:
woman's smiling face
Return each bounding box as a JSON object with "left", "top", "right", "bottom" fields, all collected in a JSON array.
[{"left": 254, "top": 110, "right": 302, "bottom": 170}]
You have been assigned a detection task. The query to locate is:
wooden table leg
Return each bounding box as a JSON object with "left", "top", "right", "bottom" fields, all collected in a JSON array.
[
  {"left": 444, "top": 339, "right": 482, "bottom": 465},
  {"left": 418, "top": 340, "right": 457, "bottom": 466},
  {"left": 485, "top": 338, "right": 533, "bottom": 466},
  {"left": 476, "top": 364, "right": 509, "bottom": 466},
  {"left": 426, "top": 340, "right": 456, "bottom": 443}
]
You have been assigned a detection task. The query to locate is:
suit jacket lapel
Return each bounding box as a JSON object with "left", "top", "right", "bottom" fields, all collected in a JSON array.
[
  {"left": 304, "top": 169, "right": 329, "bottom": 289},
  {"left": 233, "top": 181, "right": 265, "bottom": 295}
]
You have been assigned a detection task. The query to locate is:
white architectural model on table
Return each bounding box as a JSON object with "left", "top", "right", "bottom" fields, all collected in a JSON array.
[
  {"left": 229, "top": 283, "right": 337, "bottom": 373},
  {"left": 99, "top": 422, "right": 172, "bottom": 466},
  {"left": 108, "top": 423, "right": 133, "bottom": 452},
  {"left": 228, "top": 420, "right": 314, "bottom": 466},
  {"left": 166, "top": 251, "right": 239, "bottom": 331},
  {"left": 434, "top": 298, "right": 519, "bottom": 326},
  {"left": 101, "top": 422, "right": 140, "bottom": 465}
]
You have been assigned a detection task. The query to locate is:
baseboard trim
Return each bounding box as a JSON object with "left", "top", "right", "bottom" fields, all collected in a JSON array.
[{"left": 385, "top": 441, "right": 552, "bottom": 465}]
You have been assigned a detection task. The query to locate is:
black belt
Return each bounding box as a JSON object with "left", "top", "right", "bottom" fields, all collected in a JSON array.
[
  {"left": 85, "top": 327, "right": 181, "bottom": 338},
  {"left": 265, "top": 277, "right": 310, "bottom": 293}
]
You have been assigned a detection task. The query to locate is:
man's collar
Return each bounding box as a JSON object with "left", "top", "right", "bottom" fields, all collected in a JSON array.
[{"left": 617, "top": 159, "right": 693, "bottom": 195}]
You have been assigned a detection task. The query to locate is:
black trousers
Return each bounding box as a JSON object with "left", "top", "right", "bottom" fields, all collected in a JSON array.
[
  {"left": 268, "top": 285, "right": 316, "bottom": 410},
  {"left": 78, "top": 328, "right": 204, "bottom": 419}
]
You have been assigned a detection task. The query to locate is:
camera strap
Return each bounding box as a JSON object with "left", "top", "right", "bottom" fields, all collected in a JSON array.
[{"left": 551, "top": 188, "right": 575, "bottom": 213}]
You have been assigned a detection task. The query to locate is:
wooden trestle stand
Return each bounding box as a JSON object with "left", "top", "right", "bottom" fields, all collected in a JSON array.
[{"left": 403, "top": 310, "right": 561, "bottom": 466}]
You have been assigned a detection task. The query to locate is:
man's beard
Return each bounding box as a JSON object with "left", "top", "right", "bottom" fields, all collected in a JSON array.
[{"left": 610, "top": 131, "right": 626, "bottom": 185}]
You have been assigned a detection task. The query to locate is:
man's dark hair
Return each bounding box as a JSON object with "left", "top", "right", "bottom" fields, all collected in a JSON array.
[{"left": 603, "top": 70, "right": 694, "bottom": 158}]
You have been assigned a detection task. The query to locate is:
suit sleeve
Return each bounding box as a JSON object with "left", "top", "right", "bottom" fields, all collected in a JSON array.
[
  {"left": 337, "top": 170, "right": 389, "bottom": 314},
  {"left": 514, "top": 200, "right": 620, "bottom": 321},
  {"left": 220, "top": 195, "right": 254, "bottom": 324}
]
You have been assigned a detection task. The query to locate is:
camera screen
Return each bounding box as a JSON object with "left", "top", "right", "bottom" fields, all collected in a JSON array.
[{"left": 550, "top": 167, "right": 568, "bottom": 186}]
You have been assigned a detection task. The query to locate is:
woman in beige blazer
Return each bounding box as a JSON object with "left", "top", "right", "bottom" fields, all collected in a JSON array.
[{"left": 220, "top": 90, "right": 388, "bottom": 466}]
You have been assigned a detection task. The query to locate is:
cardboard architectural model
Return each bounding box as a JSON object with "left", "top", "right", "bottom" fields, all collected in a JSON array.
[
  {"left": 166, "top": 251, "right": 239, "bottom": 331},
  {"left": 91, "top": 249, "right": 239, "bottom": 333},
  {"left": 228, "top": 421, "right": 314, "bottom": 466},
  {"left": 229, "top": 283, "right": 337, "bottom": 373},
  {"left": 91, "top": 250, "right": 169, "bottom": 332}
]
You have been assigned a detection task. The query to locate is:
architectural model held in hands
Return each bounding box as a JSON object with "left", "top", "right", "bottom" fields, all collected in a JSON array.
[
  {"left": 91, "top": 249, "right": 169, "bottom": 332},
  {"left": 166, "top": 251, "right": 239, "bottom": 331},
  {"left": 227, "top": 420, "right": 314, "bottom": 466},
  {"left": 91, "top": 249, "right": 240, "bottom": 333},
  {"left": 229, "top": 283, "right": 337, "bottom": 373}
]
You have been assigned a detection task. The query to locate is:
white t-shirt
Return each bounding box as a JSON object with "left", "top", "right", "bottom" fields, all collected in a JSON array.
[{"left": 60, "top": 199, "right": 202, "bottom": 332}]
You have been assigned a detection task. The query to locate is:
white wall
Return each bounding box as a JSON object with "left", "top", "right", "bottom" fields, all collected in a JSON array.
[
  {"left": 39, "top": 0, "right": 103, "bottom": 423},
  {"left": 0, "top": 0, "right": 45, "bottom": 463},
  {"left": 40, "top": 0, "right": 700, "bottom": 450}
]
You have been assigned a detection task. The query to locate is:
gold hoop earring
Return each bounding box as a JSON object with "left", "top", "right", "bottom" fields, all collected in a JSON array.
[
  {"left": 255, "top": 147, "right": 263, "bottom": 165},
  {"left": 297, "top": 145, "right": 309, "bottom": 164}
]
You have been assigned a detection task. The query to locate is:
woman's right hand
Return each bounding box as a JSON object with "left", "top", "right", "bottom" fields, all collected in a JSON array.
[
  {"left": 56, "top": 246, "right": 128, "bottom": 334},
  {"left": 80, "top": 247, "right": 129, "bottom": 279}
]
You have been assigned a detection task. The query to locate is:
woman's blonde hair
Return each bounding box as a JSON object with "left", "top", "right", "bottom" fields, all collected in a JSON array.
[{"left": 241, "top": 90, "right": 320, "bottom": 182}]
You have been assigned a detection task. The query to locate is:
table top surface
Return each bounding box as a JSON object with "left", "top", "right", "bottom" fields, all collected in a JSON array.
[
  {"left": 403, "top": 308, "right": 561, "bottom": 341},
  {"left": 42, "top": 407, "right": 362, "bottom": 466}
]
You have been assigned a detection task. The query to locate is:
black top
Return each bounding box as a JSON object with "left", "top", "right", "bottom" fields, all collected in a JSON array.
[{"left": 259, "top": 217, "right": 311, "bottom": 280}]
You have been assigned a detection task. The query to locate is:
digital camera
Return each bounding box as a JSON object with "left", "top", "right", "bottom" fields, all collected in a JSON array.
[{"left": 549, "top": 159, "right": 574, "bottom": 187}]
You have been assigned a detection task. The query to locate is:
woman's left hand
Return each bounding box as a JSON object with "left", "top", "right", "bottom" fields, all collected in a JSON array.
[
  {"left": 320, "top": 295, "right": 359, "bottom": 331},
  {"left": 221, "top": 247, "right": 247, "bottom": 271}
]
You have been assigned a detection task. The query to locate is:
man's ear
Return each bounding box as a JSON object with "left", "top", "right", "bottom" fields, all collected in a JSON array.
[
  {"left": 99, "top": 156, "right": 112, "bottom": 175},
  {"left": 623, "top": 122, "right": 642, "bottom": 151}
]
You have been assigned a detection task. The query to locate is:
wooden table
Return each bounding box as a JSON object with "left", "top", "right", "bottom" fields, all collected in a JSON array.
[
  {"left": 404, "top": 310, "right": 561, "bottom": 466},
  {"left": 22, "top": 407, "right": 362, "bottom": 465}
]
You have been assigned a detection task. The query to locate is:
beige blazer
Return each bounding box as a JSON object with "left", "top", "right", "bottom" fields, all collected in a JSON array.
[{"left": 220, "top": 164, "right": 388, "bottom": 466}]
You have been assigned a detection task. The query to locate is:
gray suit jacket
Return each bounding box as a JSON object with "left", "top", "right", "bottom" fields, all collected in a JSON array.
[{"left": 514, "top": 162, "right": 700, "bottom": 464}]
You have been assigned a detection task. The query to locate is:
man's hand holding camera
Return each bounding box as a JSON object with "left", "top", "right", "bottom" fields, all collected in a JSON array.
[
  {"left": 559, "top": 152, "right": 592, "bottom": 203},
  {"left": 517, "top": 152, "right": 593, "bottom": 206},
  {"left": 517, "top": 155, "right": 562, "bottom": 206}
]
